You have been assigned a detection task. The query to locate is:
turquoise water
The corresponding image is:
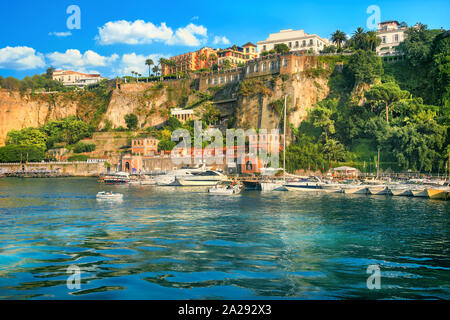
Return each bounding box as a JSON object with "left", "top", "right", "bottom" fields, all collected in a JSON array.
[{"left": 0, "top": 178, "right": 448, "bottom": 300}]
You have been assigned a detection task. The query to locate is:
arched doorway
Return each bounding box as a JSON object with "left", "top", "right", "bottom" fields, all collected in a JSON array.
[
  {"left": 125, "top": 162, "right": 130, "bottom": 171},
  {"left": 246, "top": 160, "right": 253, "bottom": 171}
]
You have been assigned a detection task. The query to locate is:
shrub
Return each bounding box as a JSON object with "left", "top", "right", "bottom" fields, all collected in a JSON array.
[
  {"left": 68, "top": 155, "right": 89, "bottom": 162},
  {"left": 0, "top": 145, "right": 45, "bottom": 163},
  {"left": 73, "top": 142, "right": 96, "bottom": 153}
]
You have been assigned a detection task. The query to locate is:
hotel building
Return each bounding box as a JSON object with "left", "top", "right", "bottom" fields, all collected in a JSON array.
[
  {"left": 217, "top": 43, "right": 258, "bottom": 68},
  {"left": 52, "top": 70, "right": 105, "bottom": 87},
  {"left": 161, "top": 47, "right": 217, "bottom": 76},
  {"left": 376, "top": 21, "right": 408, "bottom": 56},
  {"left": 257, "top": 29, "right": 331, "bottom": 54}
]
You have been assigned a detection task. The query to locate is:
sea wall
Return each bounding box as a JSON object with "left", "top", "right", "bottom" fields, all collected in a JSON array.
[{"left": 0, "top": 161, "right": 107, "bottom": 176}]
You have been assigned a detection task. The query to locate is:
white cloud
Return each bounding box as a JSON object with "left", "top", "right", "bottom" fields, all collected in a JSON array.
[
  {"left": 49, "top": 31, "right": 72, "bottom": 37},
  {"left": 95, "top": 20, "right": 207, "bottom": 46},
  {"left": 213, "top": 36, "right": 230, "bottom": 45},
  {"left": 167, "top": 23, "right": 207, "bottom": 46},
  {"left": 46, "top": 49, "right": 118, "bottom": 71},
  {"left": 0, "top": 46, "right": 45, "bottom": 70}
]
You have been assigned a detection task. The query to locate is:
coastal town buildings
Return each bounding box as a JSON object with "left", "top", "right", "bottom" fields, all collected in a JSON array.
[
  {"left": 217, "top": 43, "right": 258, "bottom": 68},
  {"left": 257, "top": 29, "right": 331, "bottom": 54},
  {"left": 52, "top": 70, "right": 105, "bottom": 87},
  {"left": 375, "top": 21, "right": 408, "bottom": 56},
  {"left": 161, "top": 47, "right": 217, "bottom": 76},
  {"left": 131, "top": 137, "right": 159, "bottom": 156}
]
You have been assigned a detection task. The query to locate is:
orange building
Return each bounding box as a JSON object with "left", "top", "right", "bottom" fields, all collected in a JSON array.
[
  {"left": 131, "top": 137, "right": 159, "bottom": 156},
  {"left": 161, "top": 47, "right": 217, "bottom": 76}
]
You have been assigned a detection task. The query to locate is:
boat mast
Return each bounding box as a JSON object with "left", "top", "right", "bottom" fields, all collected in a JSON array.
[{"left": 283, "top": 95, "right": 287, "bottom": 182}]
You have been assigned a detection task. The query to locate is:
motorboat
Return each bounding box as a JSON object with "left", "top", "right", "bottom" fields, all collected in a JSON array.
[
  {"left": 99, "top": 172, "right": 130, "bottom": 185},
  {"left": 284, "top": 177, "right": 325, "bottom": 192},
  {"left": 96, "top": 191, "right": 123, "bottom": 200},
  {"left": 388, "top": 185, "right": 413, "bottom": 196},
  {"left": 176, "top": 170, "right": 226, "bottom": 186},
  {"left": 340, "top": 184, "right": 369, "bottom": 194},
  {"left": 411, "top": 188, "right": 429, "bottom": 197},
  {"left": 321, "top": 183, "right": 344, "bottom": 193},
  {"left": 208, "top": 182, "right": 242, "bottom": 195},
  {"left": 426, "top": 188, "right": 450, "bottom": 200},
  {"left": 154, "top": 166, "right": 209, "bottom": 186},
  {"left": 260, "top": 181, "right": 287, "bottom": 191},
  {"left": 367, "top": 185, "right": 390, "bottom": 195}
]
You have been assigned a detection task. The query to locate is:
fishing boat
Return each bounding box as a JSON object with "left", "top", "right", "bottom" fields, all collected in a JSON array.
[
  {"left": 175, "top": 170, "right": 226, "bottom": 186},
  {"left": 367, "top": 185, "right": 390, "bottom": 195},
  {"left": 208, "top": 182, "right": 242, "bottom": 195},
  {"left": 96, "top": 191, "right": 123, "bottom": 200}
]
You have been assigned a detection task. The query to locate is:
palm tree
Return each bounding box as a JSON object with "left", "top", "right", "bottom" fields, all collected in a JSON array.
[
  {"left": 351, "top": 27, "right": 366, "bottom": 50},
  {"left": 331, "top": 30, "right": 347, "bottom": 50},
  {"left": 152, "top": 66, "right": 160, "bottom": 78},
  {"left": 145, "top": 59, "right": 154, "bottom": 77},
  {"left": 365, "top": 31, "right": 381, "bottom": 51}
]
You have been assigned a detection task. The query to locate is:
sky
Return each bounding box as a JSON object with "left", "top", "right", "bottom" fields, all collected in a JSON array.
[{"left": 0, "top": 0, "right": 448, "bottom": 79}]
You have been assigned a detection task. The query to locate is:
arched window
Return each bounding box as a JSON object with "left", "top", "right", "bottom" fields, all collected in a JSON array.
[
  {"left": 269, "top": 62, "right": 274, "bottom": 71},
  {"left": 246, "top": 161, "right": 253, "bottom": 171},
  {"left": 262, "top": 63, "right": 267, "bottom": 72},
  {"left": 247, "top": 66, "right": 251, "bottom": 74}
]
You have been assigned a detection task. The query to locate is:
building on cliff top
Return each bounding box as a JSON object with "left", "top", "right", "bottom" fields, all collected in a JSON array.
[
  {"left": 161, "top": 47, "right": 218, "bottom": 76},
  {"left": 375, "top": 20, "right": 408, "bottom": 56},
  {"left": 52, "top": 70, "right": 105, "bottom": 87},
  {"left": 257, "top": 29, "right": 331, "bottom": 54}
]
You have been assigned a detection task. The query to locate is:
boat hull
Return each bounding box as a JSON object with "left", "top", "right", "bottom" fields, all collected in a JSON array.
[
  {"left": 260, "top": 182, "right": 287, "bottom": 191},
  {"left": 389, "top": 188, "right": 413, "bottom": 196},
  {"left": 411, "top": 189, "right": 428, "bottom": 197},
  {"left": 176, "top": 179, "right": 222, "bottom": 186},
  {"left": 426, "top": 189, "right": 447, "bottom": 200},
  {"left": 368, "top": 187, "right": 389, "bottom": 195},
  {"left": 342, "top": 187, "right": 368, "bottom": 194}
]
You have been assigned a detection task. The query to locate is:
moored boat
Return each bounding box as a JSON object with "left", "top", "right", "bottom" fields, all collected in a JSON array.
[
  {"left": 367, "top": 185, "right": 390, "bottom": 195},
  {"left": 96, "top": 191, "right": 123, "bottom": 200},
  {"left": 341, "top": 185, "right": 368, "bottom": 194},
  {"left": 389, "top": 185, "right": 413, "bottom": 196},
  {"left": 260, "top": 181, "right": 287, "bottom": 191},
  {"left": 175, "top": 170, "right": 226, "bottom": 186},
  {"left": 411, "top": 188, "right": 428, "bottom": 197},
  {"left": 426, "top": 188, "right": 449, "bottom": 200},
  {"left": 208, "top": 183, "right": 242, "bottom": 195}
]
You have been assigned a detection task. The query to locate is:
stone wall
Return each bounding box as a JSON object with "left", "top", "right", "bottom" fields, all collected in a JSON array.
[{"left": 0, "top": 161, "right": 107, "bottom": 176}]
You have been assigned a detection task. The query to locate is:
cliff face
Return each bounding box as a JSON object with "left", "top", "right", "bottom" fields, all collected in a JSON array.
[
  {"left": 0, "top": 90, "right": 78, "bottom": 145},
  {"left": 0, "top": 59, "right": 334, "bottom": 146}
]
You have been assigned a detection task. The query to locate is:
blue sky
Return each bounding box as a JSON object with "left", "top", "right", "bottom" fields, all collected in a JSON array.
[{"left": 0, "top": 0, "right": 448, "bottom": 79}]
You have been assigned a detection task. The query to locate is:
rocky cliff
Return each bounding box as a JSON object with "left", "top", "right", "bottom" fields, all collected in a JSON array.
[{"left": 0, "top": 59, "right": 335, "bottom": 146}]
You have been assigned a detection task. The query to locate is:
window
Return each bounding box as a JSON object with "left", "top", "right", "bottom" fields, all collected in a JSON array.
[
  {"left": 213, "top": 78, "right": 217, "bottom": 84},
  {"left": 295, "top": 41, "right": 299, "bottom": 47},
  {"left": 246, "top": 48, "right": 249, "bottom": 53},
  {"left": 394, "top": 34, "right": 399, "bottom": 42},
  {"left": 254, "top": 64, "right": 258, "bottom": 72},
  {"left": 283, "top": 58, "right": 287, "bottom": 67},
  {"left": 289, "top": 42, "right": 292, "bottom": 48},
  {"left": 262, "top": 63, "right": 267, "bottom": 71},
  {"left": 309, "top": 39, "right": 313, "bottom": 45},
  {"left": 220, "top": 77, "right": 223, "bottom": 84},
  {"left": 302, "top": 40, "right": 306, "bottom": 47},
  {"left": 263, "top": 45, "right": 266, "bottom": 51},
  {"left": 247, "top": 66, "right": 251, "bottom": 74},
  {"left": 382, "top": 36, "right": 386, "bottom": 43}
]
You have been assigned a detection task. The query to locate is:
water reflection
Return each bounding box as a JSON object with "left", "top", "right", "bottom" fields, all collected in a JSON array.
[{"left": 0, "top": 178, "right": 448, "bottom": 299}]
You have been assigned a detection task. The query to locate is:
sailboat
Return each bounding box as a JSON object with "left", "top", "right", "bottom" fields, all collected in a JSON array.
[{"left": 260, "top": 95, "right": 288, "bottom": 192}]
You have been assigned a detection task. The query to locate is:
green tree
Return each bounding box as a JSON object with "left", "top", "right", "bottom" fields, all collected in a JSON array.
[
  {"left": 331, "top": 30, "right": 347, "bottom": 50},
  {"left": 365, "top": 82, "right": 411, "bottom": 124},
  {"left": 124, "top": 113, "right": 139, "bottom": 130},
  {"left": 145, "top": 59, "right": 154, "bottom": 77},
  {"left": 6, "top": 127, "right": 47, "bottom": 149},
  {"left": 274, "top": 43, "right": 290, "bottom": 54},
  {"left": 348, "top": 50, "right": 383, "bottom": 85},
  {"left": 0, "top": 145, "right": 45, "bottom": 163}
]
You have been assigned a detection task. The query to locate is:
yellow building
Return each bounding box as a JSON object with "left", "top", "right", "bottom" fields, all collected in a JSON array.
[
  {"left": 217, "top": 43, "right": 258, "bottom": 68},
  {"left": 161, "top": 47, "right": 217, "bottom": 76}
]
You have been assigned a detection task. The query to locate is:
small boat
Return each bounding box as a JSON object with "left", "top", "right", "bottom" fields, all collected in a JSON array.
[
  {"left": 341, "top": 184, "right": 368, "bottom": 194},
  {"left": 426, "top": 188, "right": 449, "bottom": 200},
  {"left": 411, "top": 188, "right": 428, "bottom": 197},
  {"left": 100, "top": 172, "right": 130, "bottom": 185},
  {"left": 367, "top": 185, "right": 390, "bottom": 195},
  {"left": 208, "top": 183, "right": 242, "bottom": 195},
  {"left": 389, "top": 185, "right": 413, "bottom": 196},
  {"left": 321, "top": 184, "right": 344, "bottom": 193},
  {"left": 284, "top": 176, "right": 325, "bottom": 192},
  {"left": 260, "top": 181, "right": 287, "bottom": 191},
  {"left": 96, "top": 191, "right": 123, "bottom": 200}
]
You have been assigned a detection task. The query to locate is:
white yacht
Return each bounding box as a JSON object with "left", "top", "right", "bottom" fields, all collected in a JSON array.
[
  {"left": 284, "top": 177, "right": 325, "bottom": 191},
  {"left": 176, "top": 170, "right": 226, "bottom": 186},
  {"left": 154, "top": 166, "right": 206, "bottom": 186},
  {"left": 96, "top": 191, "right": 123, "bottom": 200}
]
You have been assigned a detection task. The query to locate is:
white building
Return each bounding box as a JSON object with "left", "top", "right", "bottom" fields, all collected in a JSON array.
[
  {"left": 52, "top": 70, "right": 105, "bottom": 87},
  {"left": 376, "top": 21, "right": 408, "bottom": 56},
  {"left": 257, "top": 29, "right": 331, "bottom": 54},
  {"left": 171, "top": 108, "right": 194, "bottom": 122}
]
